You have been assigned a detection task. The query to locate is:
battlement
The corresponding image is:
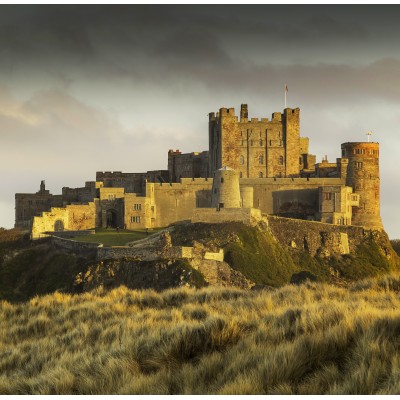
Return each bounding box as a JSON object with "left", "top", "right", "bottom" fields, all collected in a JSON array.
[
  {"left": 240, "top": 177, "right": 343, "bottom": 186},
  {"left": 152, "top": 178, "right": 213, "bottom": 189},
  {"left": 168, "top": 149, "right": 182, "bottom": 155},
  {"left": 341, "top": 142, "right": 380, "bottom": 158}
]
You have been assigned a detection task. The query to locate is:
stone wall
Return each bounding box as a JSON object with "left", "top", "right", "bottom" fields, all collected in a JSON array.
[
  {"left": 96, "top": 244, "right": 221, "bottom": 262},
  {"left": 192, "top": 208, "right": 262, "bottom": 225},
  {"left": 168, "top": 150, "right": 209, "bottom": 182},
  {"left": 32, "top": 202, "right": 96, "bottom": 238},
  {"left": 240, "top": 177, "right": 344, "bottom": 216},
  {"left": 50, "top": 235, "right": 101, "bottom": 257},
  {"left": 96, "top": 171, "right": 146, "bottom": 194},
  {"left": 151, "top": 178, "right": 213, "bottom": 227},
  {"left": 266, "top": 215, "right": 366, "bottom": 257}
]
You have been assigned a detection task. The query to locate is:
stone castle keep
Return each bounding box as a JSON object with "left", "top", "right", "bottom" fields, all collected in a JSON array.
[{"left": 14, "top": 105, "right": 383, "bottom": 238}]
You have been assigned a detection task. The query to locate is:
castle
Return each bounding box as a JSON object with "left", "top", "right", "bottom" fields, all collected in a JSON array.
[{"left": 14, "top": 105, "right": 383, "bottom": 238}]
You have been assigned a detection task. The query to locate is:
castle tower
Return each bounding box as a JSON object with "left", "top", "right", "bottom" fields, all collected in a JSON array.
[
  {"left": 211, "top": 167, "right": 241, "bottom": 209},
  {"left": 284, "top": 108, "right": 301, "bottom": 177},
  {"left": 341, "top": 142, "right": 383, "bottom": 230}
]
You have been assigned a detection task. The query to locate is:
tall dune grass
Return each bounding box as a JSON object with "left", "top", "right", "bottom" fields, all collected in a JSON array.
[{"left": 2, "top": 275, "right": 400, "bottom": 394}]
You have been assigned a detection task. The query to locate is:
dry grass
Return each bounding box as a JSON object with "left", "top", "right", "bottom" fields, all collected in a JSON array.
[{"left": 2, "top": 275, "right": 400, "bottom": 394}]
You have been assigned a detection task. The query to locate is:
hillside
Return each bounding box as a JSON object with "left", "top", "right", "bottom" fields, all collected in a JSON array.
[
  {"left": 2, "top": 277, "right": 400, "bottom": 394},
  {"left": 0, "top": 223, "right": 399, "bottom": 302}
]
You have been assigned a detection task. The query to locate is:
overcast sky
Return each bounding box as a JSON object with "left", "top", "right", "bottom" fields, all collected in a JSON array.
[{"left": 1, "top": 5, "right": 400, "bottom": 237}]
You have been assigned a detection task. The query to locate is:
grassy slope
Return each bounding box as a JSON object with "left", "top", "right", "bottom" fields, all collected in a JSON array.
[
  {"left": 2, "top": 278, "right": 400, "bottom": 394},
  {"left": 171, "top": 222, "right": 299, "bottom": 286},
  {"left": 70, "top": 228, "right": 165, "bottom": 246},
  {"left": 171, "top": 222, "right": 400, "bottom": 286}
]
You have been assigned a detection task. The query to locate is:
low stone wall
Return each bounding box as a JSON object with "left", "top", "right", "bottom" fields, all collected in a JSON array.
[
  {"left": 51, "top": 230, "right": 95, "bottom": 239},
  {"left": 192, "top": 208, "right": 262, "bottom": 225},
  {"left": 96, "top": 244, "right": 224, "bottom": 262},
  {"left": 51, "top": 235, "right": 102, "bottom": 257},
  {"left": 264, "top": 215, "right": 365, "bottom": 256},
  {"left": 97, "top": 245, "right": 195, "bottom": 261},
  {"left": 266, "top": 215, "right": 366, "bottom": 256}
]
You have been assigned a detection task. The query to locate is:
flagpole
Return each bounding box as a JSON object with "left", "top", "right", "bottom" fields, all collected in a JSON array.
[
  {"left": 285, "top": 85, "right": 287, "bottom": 109},
  {"left": 284, "top": 84, "right": 288, "bottom": 109}
]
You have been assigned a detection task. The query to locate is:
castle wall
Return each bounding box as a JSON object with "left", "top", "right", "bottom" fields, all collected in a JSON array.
[
  {"left": 62, "top": 181, "right": 97, "bottom": 203},
  {"left": 151, "top": 178, "right": 213, "bottom": 227},
  {"left": 32, "top": 202, "right": 97, "bottom": 238},
  {"left": 240, "top": 177, "right": 343, "bottom": 217},
  {"left": 168, "top": 150, "right": 209, "bottom": 182},
  {"left": 192, "top": 208, "right": 262, "bottom": 224},
  {"left": 96, "top": 171, "right": 146, "bottom": 194},
  {"left": 50, "top": 235, "right": 101, "bottom": 257},
  {"left": 266, "top": 215, "right": 366, "bottom": 257}
]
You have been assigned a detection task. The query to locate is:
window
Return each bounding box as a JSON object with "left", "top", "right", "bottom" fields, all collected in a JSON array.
[
  {"left": 133, "top": 204, "right": 142, "bottom": 211},
  {"left": 239, "top": 172, "right": 243, "bottom": 178},
  {"left": 131, "top": 216, "right": 141, "bottom": 223},
  {"left": 324, "top": 192, "right": 332, "bottom": 200},
  {"left": 108, "top": 194, "right": 116, "bottom": 200},
  {"left": 259, "top": 139, "right": 263, "bottom": 146},
  {"left": 259, "top": 155, "right": 264, "bottom": 165},
  {"left": 355, "top": 161, "right": 363, "bottom": 169},
  {"left": 239, "top": 155, "right": 244, "bottom": 165},
  {"left": 259, "top": 172, "right": 263, "bottom": 178},
  {"left": 220, "top": 177, "right": 224, "bottom": 183},
  {"left": 279, "top": 156, "right": 284, "bottom": 165}
]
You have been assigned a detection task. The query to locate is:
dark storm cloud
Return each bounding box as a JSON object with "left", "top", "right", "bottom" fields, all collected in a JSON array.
[{"left": 0, "top": 5, "right": 393, "bottom": 71}]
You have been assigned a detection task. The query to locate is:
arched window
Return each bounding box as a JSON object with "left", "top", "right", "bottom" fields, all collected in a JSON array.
[
  {"left": 259, "top": 172, "right": 263, "bottom": 178},
  {"left": 239, "top": 155, "right": 244, "bottom": 165},
  {"left": 279, "top": 156, "right": 284, "bottom": 165},
  {"left": 259, "top": 155, "right": 264, "bottom": 165}
]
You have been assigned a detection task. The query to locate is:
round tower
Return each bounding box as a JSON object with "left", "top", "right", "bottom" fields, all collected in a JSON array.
[
  {"left": 341, "top": 142, "right": 383, "bottom": 230},
  {"left": 211, "top": 167, "right": 241, "bottom": 208}
]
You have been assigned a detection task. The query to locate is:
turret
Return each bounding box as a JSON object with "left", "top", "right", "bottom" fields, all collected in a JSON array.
[
  {"left": 240, "top": 104, "right": 248, "bottom": 122},
  {"left": 211, "top": 167, "right": 241, "bottom": 209},
  {"left": 341, "top": 142, "right": 382, "bottom": 230}
]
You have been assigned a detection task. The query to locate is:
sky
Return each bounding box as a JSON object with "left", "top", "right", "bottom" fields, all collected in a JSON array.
[{"left": 1, "top": 4, "right": 400, "bottom": 237}]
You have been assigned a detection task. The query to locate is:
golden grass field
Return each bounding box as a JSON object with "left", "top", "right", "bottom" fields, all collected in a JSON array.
[{"left": 2, "top": 274, "right": 400, "bottom": 394}]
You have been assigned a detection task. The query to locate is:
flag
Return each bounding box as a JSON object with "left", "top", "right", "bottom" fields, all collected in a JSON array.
[{"left": 285, "top": 84, "right": 288, "bottom": 92}]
